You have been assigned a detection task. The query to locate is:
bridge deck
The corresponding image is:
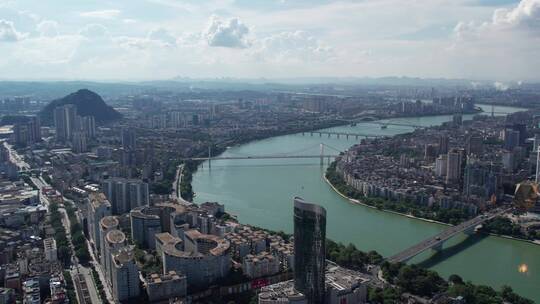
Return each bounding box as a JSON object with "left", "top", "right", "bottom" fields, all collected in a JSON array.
[
  {"left": 369, "top": 121, "right": 424, "bottom": 128},
  {"left": 387, "top": 209, "right": 508, "bottom": 263},
  {"left": 307, "top": 131, "right": 382, "bottom": 138},
  {"left": 183, "top": 154, "right": 340, "bottom": 161}
]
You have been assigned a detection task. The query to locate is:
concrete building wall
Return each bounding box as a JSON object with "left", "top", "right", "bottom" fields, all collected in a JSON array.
[{"left": 162, "top": 252, "right": 231, "bottom": 287}]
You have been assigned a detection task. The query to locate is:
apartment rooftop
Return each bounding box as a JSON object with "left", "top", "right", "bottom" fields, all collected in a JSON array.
[
  {"left": 100, "top": 216, "right": 119, "bottom": 230},
  {"left": 113, "top": 247, "right": 135, "bottom": 266},
  {"left": 148, "top": 271, "right": 185, "bottom": 285},
  {"left": 106, "top": 229, "right": 126, "bottom": 245},
  {"left": 89, "top": 192, "right": 111, "bottom": 210}
]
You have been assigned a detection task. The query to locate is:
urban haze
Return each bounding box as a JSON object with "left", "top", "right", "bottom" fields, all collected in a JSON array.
[{"left": 0, "top": 1, "right": 540, "bottom": 304}]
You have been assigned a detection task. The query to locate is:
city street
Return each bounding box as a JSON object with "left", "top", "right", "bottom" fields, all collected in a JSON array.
[{"left": 6, "top": 143, "right": 106, "bottom": 303}]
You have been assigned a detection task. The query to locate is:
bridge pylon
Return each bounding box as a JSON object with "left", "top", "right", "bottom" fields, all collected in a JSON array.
[
  {"left": 320, "top": 143, "right": 324, "bottom": 166},
  {"left": 208, "top": 145, "right": 212, "bottom": 169}
]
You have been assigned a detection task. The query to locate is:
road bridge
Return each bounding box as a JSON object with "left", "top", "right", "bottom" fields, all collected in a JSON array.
[
  {"left": 387, "top": 208, "right": 509, "bottom": 263},
  {"left": 369, "top": 121, "right": 425, "bottom": 129},
  {"left": 302, "top": 131, "right": 382, "bottom": 139},
  {"left": 182, "top": 143, "right": 343, "bottom": 166},
  {"left": 182, "top": 154, "right": 340, "bottom": 161}
]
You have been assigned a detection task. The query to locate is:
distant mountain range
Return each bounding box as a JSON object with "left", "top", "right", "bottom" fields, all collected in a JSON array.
[
  {"left": 39, "top": 89, "right": 122, "bottom": 125},
  {"left": 0, "top": 78, "right": 536, "bottom": 104}
]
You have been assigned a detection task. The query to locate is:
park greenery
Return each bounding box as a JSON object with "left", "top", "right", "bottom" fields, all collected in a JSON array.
[
  {"left": 150, "top": 161, "right": 177, "bottom": 195},
  {"left": 91, "top": 265, "right": 106, "bottom": 301},
  {"left": 379, "top": 262, "right": 533, "bottom": 304},
  {"left": 49, "top": 198, "right": 92, "bottom": 266},
  {"left": 326, "top": 239, "right": 383, "bottom": 270},
  {"left": 179, "top": 160, "right": 200, "bottom": 201},
  {"left": 62, "top": 271, "right": 79, "bottom": 304},
  {"left": 48, "top": 202, "right": 72, "bottom": 266},
  {"left": 480, "top": 216, "right": 539, "bottom": 240},
  {"left": 325, "top": 161, "right": 471, "bottom": 225},
  {"left": 65, "top": 201, "right": 91, "bottom": 264}
]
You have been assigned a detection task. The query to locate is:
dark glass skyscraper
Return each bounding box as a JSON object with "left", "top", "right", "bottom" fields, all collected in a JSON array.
[{"left": 293, "top": 197, "right": 326, "bottom": 304}]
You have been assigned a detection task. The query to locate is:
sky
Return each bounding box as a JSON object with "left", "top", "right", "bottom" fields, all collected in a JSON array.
[{"left": 0, "top": 0, "right": 539, "bottom": 81}]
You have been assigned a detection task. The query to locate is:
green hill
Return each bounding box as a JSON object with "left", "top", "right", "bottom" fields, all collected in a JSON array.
[{"left": 39, "top": 89, "right": 122, "bottom": 125}]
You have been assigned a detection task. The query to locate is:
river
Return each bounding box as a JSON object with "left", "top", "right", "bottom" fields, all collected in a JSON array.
[{"left": 192, "top": 104, "right": 539, "bottom": 302}]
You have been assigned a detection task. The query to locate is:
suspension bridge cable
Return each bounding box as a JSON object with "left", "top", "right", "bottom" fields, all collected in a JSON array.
[
  {"left": 321, "top": 143, "right": 344, "bottom": 153},
  {"left": 226, "top": 143, "right": 322, "bottom": 157}
]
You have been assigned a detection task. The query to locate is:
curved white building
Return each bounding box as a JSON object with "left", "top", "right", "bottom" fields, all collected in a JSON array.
[{"left": 162, "top": 229, "right": 231, "bottom": 287}]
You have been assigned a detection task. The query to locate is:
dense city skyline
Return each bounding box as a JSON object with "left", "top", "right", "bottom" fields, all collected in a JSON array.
[
  {"left": 1, "top": 1, "right": 540, "bottom": 303},
  {"left": 1, "top": 80, "right": 539, "bottom": 303},
  {"left": 0, "top": 0, "right": 539, "bottom": 81}
]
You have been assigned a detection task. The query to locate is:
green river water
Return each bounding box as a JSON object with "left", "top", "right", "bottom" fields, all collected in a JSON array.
[{"left": 192, "top": 104, "right": 539, "bottom": 302}]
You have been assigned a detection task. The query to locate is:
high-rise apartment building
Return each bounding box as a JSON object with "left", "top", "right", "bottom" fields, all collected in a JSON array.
[
  {"left": 99, "top": 216, "right": 119, "bottom": 268},
  {"left": 101, "top": 178, "right": 149, "bottom": 214},
  {"left": 503, "top": 129, "right": 520, "bottom": 150},
  {"left": 71, "top": 131, "right": 88, "bottom": 153},
  {"left": 54, "top": 104, "right": 77, "bottom": 142},
  {"left": 111, "top": 247, "right": 140, "bottom": 301},
  {"left": 82, "top": 116, "right": 96, "bottom": 139},
  {"left": 87, "top": 192, "right": 112, "bottom": 252},
  {"left": 435, "top": 154, "right": 448, "bottom": 177},
  {"left": 293, "top": 197, "right": 326, "bottom": 304},
  {"left": 466, "top": 135, "right": 483, "bottom": 156},
  {"left": 121, "top": 128, "right": 137, "bottom": 151},
  {"left": 438, "top": 135, "right": 449, "bottom": 155},
  {"left": 446, "top": 149, "right": 462, "bottom": 184},
  {"left": 27, "top": 116, "right": 41, "bottom": 144},
  {"left": 12, "top": 116, "right": 41, "bottom": 147}
]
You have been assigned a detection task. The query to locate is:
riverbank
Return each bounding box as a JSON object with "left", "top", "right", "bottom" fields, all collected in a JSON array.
[
  {"left": 322, "top": 169, "right": 452, "bottom": 227},
  {"left": 191, "top": 104, "right": 540, "bottom": 302},
  {"left": 323, "top": 162, "right": 540, "bottom": 248}
]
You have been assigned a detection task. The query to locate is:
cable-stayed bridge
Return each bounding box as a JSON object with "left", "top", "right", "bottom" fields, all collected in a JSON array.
[{"left": 181, "top": 143, "right": 343, "bottom": 166}]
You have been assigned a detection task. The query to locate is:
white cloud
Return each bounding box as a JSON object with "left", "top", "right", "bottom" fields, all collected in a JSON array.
[
  {"left": 203, "top": 16, "right": 250, "bottom": 48},
  {"left": 492, "top": 0, "right": 540, "bottom": 30},
  {"left": 147, "top": 28, "right": 177, "bottom": 46},
  {"left": 13, "top": 34, "right": 82, "bottom": 65},
  {"left": 79, "top": 24, "right": 109, "bottom": 38},
  {"left": 37, "top": 20, "right": 58, "bottom": 37},
  {"left": 449, "top": 0, "right": 540, "bottom": 80},
  {"left": 454, "top": 0, "right": 540, "bottom": 39},
  {"left": 0, "top": 19, "right": 25, "bottom": 41},
  {"left": 255, "top": 31, "right": 335, "bottom": 63},
  {"left": 115, "top": 36, "right": 153, "bottom": 50},
  {"left": 80, "top": 9, "right": 121, "bottom": 20},
  {"left": 1, "top": 0, "right": 539, "bottom": 80}
]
